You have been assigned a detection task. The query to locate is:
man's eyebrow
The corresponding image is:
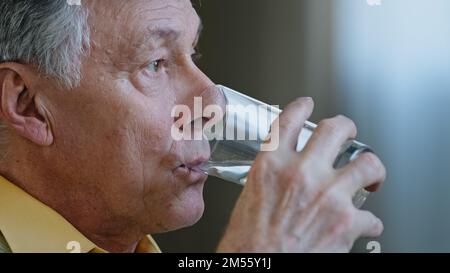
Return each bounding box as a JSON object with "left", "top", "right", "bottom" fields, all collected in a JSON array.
[
  {"left": 139, "top": 20, "right": 203, "bottom": 48},
  {"left": 142, "top": 27, "right": 181, "bottom": 44},
  {"left": 137, "top": 17, "right": 203, "bottom": 50}
]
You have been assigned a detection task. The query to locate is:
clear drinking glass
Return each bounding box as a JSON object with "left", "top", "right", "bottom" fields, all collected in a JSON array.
[{"left": 201, "top": 85, "right": 371, "bottom": 208}]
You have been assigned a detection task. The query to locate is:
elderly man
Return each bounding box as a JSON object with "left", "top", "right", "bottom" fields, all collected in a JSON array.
[{"left": 0, "top": 0, "right": 386, "bottom": 253}]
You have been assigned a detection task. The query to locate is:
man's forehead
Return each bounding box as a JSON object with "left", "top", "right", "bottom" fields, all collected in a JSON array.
[
  {"left": 87, "top": 0, "right": 200, "bottom": 45},
  {"left": 87, "top": 0, "right": 195, "bottom": 21}
]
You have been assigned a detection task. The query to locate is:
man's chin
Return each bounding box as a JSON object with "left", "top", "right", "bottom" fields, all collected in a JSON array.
[
  {"left": 179, "top": 183, "right": 206, "bottom": 226},
  {"left": 181, "top": 202, "right": 205, "bottom": 228},
  {"left": 160, "top": 183, "right": 206, "bottom": 232},
  {"left": 161, "top": 206, "right": 205, "bottom": 233}
]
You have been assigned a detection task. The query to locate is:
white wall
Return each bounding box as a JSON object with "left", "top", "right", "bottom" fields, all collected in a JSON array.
[{"left": 333, "top": 0, "right": 450, "bottom": 252}]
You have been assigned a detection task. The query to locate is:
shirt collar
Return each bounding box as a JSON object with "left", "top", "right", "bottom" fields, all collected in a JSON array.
[{"left": 0, "top": 175, "right": 160, "bottom": 253}]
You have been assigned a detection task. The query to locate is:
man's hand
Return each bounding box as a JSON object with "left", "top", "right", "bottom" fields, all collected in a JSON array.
[{"left": 217, "top": 98, "right": 386, "bottom": 253}]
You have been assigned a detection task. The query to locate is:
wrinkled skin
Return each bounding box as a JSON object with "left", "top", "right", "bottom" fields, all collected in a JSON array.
[{"left": 0, "top": 0, "right": 385, "bottom": 253}]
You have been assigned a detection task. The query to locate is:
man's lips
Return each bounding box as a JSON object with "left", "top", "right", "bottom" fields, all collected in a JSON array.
[{"left": 173, "top": 158, "right": 209, "bottom": 184}]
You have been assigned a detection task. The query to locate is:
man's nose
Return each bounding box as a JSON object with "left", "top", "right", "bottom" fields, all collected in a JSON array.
[{"left": 182, "top": 66, "right": 226, "bottom": 125}]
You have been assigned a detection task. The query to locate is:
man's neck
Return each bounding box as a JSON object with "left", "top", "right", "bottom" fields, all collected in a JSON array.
[{"left": 0, "top": 150, "right": 144, "bottom": 253}]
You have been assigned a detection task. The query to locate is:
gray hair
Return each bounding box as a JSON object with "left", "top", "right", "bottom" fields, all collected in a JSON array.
[
  {"left": 0, "top": 0, "right": 90, "bottom": 157},
  {"left": 0, "top": 0, "right": 90, "bottom": 89}
]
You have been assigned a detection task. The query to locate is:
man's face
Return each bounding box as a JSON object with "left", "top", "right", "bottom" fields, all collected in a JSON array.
[{"left": 40, "top": 0, "right": 220, "bottom": 233}]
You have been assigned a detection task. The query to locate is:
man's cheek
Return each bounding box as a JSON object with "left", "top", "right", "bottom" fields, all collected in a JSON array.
[
  {"left": 142, "top": 125, "right": 173, "bottom": 154},
  {"left": 139, "top": 127, "right": 175, "bottom": 171}
]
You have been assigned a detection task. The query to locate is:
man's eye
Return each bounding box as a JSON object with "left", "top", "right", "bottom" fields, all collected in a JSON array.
[
  {"left": 146, "top": 59, "right": 164, "bottom": 73},
  {"left": 191, "top": 52, "right": 202, "bottom": 63}
]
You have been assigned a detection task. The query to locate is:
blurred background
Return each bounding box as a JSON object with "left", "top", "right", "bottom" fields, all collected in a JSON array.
[{"left": 154, "top": 0, "right": 450, "bottom": 252}]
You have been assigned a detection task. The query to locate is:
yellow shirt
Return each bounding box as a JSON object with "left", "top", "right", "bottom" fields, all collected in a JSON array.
[{"left": 0, "top": 176, "right": 161, "bottom": 253}]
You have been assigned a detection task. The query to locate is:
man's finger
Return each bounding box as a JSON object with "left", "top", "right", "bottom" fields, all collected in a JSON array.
[
  {"left": 354, "top": 210, "right": 384, "bottom": 238},
  {"left": 301, "top": 115, "right": 357, "bottom": 164},
  {"left": 338, "top": 152, "right": 386, "bottom": 195},
  {"left": 270, "top": 97, "right": 314, "bottom": 152}
]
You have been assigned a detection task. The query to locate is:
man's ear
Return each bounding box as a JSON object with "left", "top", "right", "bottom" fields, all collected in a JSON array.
[{"left": 0, "top": 63, "right": 54, "bottom": 146}]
